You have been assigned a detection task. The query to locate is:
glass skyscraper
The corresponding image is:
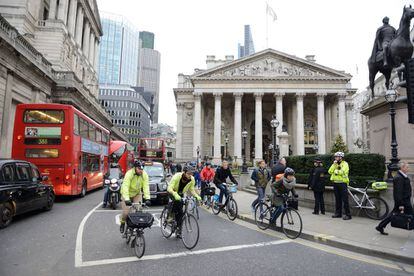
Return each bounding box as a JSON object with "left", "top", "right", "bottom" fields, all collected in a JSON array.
[
  {"left": 238, "top": 25, "right": 255, "bottom": 58},
  {"left": 139, "top": 31, "right": 155, "bottom": 49}
]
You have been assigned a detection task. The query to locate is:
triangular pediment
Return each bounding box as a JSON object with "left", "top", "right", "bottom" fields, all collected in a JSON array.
[{"left": 193, "top": 49, "right": 351, "bottom": 80}]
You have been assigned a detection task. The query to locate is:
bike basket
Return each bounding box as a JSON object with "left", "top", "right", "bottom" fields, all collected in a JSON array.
[
  {"left": 127, "top": 212, "right": 154, "bottom": 229},
  {"left": 371, "top": 181, "right": 388, "bottom": 191},
  {"left": 287, "top": 198, "right": 298, "bottom": 210},
  {"left": 203, "top": 187, "right": 216, "bottom": 196},
  {"left": 228, "top": 184, "right": 238, "bottom": 193}
]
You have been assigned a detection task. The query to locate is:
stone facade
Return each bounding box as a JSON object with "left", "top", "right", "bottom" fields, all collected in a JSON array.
[{"left": 174, "top": 49, "right": 356, "bottom": 164}]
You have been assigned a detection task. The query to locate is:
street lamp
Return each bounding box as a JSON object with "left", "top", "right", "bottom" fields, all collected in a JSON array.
[
  {"left": 242, "top": 128, "right": 248, "bottom": 173},
  {"left": 270, "top": 115, "right": 280, "bottom": 165},
  {"left": 268, "top": 144, "right": 273, "bottom": 165},
  {"left": 224, "top": 135, "right": 229, "bottom": 159},
  {"left": 196, "top": 146, "right": 200, "bottom": 167},
  {"left": 385, "top": 89, "right": 400, "bottom": 180}
]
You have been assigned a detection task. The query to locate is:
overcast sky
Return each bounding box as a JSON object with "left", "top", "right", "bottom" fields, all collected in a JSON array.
[{"left": 96, "top": 0, "right": 410, "bottom": 129}]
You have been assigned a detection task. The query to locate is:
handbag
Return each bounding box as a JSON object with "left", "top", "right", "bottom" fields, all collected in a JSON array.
[{"left": 390, "top": 213, "right": 414, "bottom": 230}]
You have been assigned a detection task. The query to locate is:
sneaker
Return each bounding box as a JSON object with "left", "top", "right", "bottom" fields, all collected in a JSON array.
[
  {"left": 312, "top": 212, "right": 319, "bottom": 215},
  {"left": 343, "top": 215, "right": 352, "bottom": 220},
  {"left": 120, "top": 223, "right": 125, "bottom": 234},
  {"left": 375, "top": 226, "right": 389, "bottom": 235},
  {"left": 102, "top": 202, "right": 107, "bottom": 208},
  {"left": 332, "top": 214, "right": 342, "bottom": 218},
  {"left": 321, "top": 211, "right": 326, "bottom": 215}
]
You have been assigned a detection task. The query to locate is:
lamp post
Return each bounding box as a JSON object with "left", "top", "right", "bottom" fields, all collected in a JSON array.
[
  {"left": 196, "top": 146, "right": 200, "bottom": 167},
  {"left": 385, "top": 89, "right": 400, "bottom": 180},
  {"left": 242, "top": 128, "right": 248, "bottom": 173},
  {"left": 270, "top": 115, "right": 280, "bottom": 165},
  {"left": 224, "top": 135, "right": 229, "bottom": 160},
  {"left": 268, "top": 144, "right": 273, "bottom": 165}
]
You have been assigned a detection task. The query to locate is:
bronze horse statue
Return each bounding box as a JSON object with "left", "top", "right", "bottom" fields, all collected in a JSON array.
[{"left": 368, "top": 6, "right": 414, "bottom": 98}]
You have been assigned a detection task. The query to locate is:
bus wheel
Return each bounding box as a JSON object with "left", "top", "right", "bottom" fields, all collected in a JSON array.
[{"left": 80, "top": 181, "right": 87, "bottom": 198}]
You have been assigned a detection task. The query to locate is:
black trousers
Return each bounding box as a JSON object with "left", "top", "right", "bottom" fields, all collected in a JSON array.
[
  {"left": 378, "top": 204, "right": 413, "bottom": 229},
  {"left": 333, "top": 183, "right": 351, "bottom": 216},
  {"left": 170, "top": 196, "right": 184, "bottom": 226},
  {"left": 313, "top": 191, "right": 325, "bottom": 213},
  {"left": 200, "top": 181, "right": 208, "bottom": 199}
]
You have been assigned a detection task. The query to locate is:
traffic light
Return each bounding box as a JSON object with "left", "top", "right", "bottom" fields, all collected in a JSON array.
[{"left": 406, "top": 58, "right": 414, "bottom": 124}]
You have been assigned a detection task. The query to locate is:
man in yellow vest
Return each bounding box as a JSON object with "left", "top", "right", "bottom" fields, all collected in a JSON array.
[{"left": 328, "top": 152, "right": 352, "bottom": 220}]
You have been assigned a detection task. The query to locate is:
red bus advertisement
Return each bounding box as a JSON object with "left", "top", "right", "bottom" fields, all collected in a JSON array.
[
  {"left": 12, "top": 103, "right": 110, "bottom": 196},
  {"left": 137, "top": 138, "right": 165, "bottom": 162},
  {"left": 109, "top": 140, "right": 134, "bottom": 175}
]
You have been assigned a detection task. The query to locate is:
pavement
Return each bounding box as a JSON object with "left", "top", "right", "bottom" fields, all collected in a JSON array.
[
  {"left": 236, "top": 188, "right": 414, "bottom": 265},
  {"left": 0, "top": 187, "right": 413, "bottom": 276}
]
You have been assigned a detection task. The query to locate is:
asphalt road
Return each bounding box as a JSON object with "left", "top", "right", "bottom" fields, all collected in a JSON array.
[{"left": 0, "top": 188, "right": 412, "bottom": 276}]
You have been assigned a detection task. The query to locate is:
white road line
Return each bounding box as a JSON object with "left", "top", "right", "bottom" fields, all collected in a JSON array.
[
  {"left": 75, "top": 202, "right": 102, "bottom": 268},
  {"left": 95, "top": 209, "right": 164, "bottom": 213},
  {"left": 78, "top": 239, "right": 291, "bottom": 268}
]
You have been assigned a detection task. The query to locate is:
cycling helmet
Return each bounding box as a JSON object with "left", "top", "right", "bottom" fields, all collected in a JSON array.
[
  {"left": 133, "top": 160, "right": 144, "bottom": 169},
  {"left": 284, "top": 167, "right": 295, "bottom": 176},
  {"left": 334, "top": 152, "right": 345, "bottom": 158},
  {"left": 183, "top": 165, "right": 196, "bottom": 174}
]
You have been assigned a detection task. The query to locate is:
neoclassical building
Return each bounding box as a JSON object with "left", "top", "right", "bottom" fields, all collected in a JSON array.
[{"left": 174, "top": 49, "right": 356, "bottom": 164}]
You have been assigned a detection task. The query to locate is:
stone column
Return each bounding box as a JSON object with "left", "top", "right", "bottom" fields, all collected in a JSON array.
[
  {"left": 193, "top": 92, "right": 202, "bottom": 159},
  {"left": 338, "top": 92, "right": 347, "bottom": 141},
  {"left": 94, "top": 39, "right": 99, "bottom": 70},
  {"left": 346, "top": 101, "right": 354, "bottom": 152},
  {"left": 82, "top": 21, "right": 90, "bottom": 59},
  {"left": 213, "top": 92, "right": 223, "bottom": 164},
  {"left": 89, "top": 32, "right": 95, "bottom": 64},
  {"left": 274, "top": 92, "right": 284, "bottom": 145},
  {"left": 48, "top": 0, "right": 57, "bottom": 20},
  {"left": 296, "top": 92, "right": 306, "bottom": 155},
  {"left": 57, "top": 0, "right": 69, "bottom": 24},
  {"left": 176, "top": 103, "right": 184, "bottom": 160},
  {"left": 0, "top": 72, "right": 14, "bottom": 158},
  {"left": 67, "top": 0, "right": 77, "bottom": 36},
  {"left": 254, "top": 92, "right": 264, "bottom": 161},
  {"left": 74, "top": 6, "right": 84, "bottom": 46},
  {"left": 233, "top": 92, "right": 243, "bottom": 164},
  {"left": 317, "top": 92, "right": 327, "bottom": 154}
]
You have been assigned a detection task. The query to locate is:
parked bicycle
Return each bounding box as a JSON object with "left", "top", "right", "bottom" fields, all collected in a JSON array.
[
  {"left": 348, "top": 180, "right": 389, "bottom": 220},
  {"left": 159, "top": 196, "right": 200, "bottom": 249},
  {"left": 121, "top": 202, "right": 154, "bottom": 258},
  {"left": 212, "top": 183, "right": 238, "bottom": 221},
  {"left": 254, "top": 194, "right": 302, "bottom": 239}
]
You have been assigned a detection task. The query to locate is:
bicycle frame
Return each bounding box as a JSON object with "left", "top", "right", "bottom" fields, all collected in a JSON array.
[{"left": 347, "top": 186, "right": 376, "bottom": 210}]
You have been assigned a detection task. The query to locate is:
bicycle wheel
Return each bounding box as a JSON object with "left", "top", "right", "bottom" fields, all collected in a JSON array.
[
  {"left": 254, "top": 202, "right": 271, "bottom": 230},
  {"left": 160, "top": 207, "right": 173, "bottom": 238},
  {"left": 181, "top": 214, "right": 199, "bottom": 249},
  {"left": 281, "top": 208, "right": 302, "bottom": 239},
  {"left": 363, "top": 196, "right": 389, "bottom": 220},
  {"left": 226, "top": 198, "right": 238, "bottom": 221},
  {"left": 212, "top": 198, "right": 221, "bottom": 215},
  {"left": 133, "top": 233, "right": 145, "bottom": 258}
]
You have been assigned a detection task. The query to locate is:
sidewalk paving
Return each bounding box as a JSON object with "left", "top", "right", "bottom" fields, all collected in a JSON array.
[{"left": 232, "top": 189, "right": 414, "bottom": 265}]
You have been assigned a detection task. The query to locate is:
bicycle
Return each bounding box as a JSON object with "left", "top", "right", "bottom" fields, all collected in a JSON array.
[
  {"left": 187, "top": 196, "right": 200, "bottom": 220},
  {"left": 348, "top": 181, "right": 389, "bottom": 220},
  {"left": 121, "top": 202, "right": 154, "bottom": 258},
  {"left": 201, "top": 182, "right": 216, "bottom": 209},
  {"left": 254, "top": 194, "right": 302, "bottom": 239},
  {"left": 159, "top": 196, "right": 200, "bottom": 249},
  {"left": 212, "top": 183, "right": 238, "bottom": 221}
]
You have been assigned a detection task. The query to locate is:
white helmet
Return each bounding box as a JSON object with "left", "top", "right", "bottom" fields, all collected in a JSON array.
[{"left": 334, "top": 152, "right": 345, "bottom": 158}]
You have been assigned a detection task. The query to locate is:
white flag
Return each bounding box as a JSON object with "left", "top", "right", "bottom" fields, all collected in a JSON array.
[{"left": 266, "top": 3, "right": 277, "bottom": 22}]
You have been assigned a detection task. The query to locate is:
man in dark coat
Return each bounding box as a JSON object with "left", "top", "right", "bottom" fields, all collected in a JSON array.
[
  {"left": 307, "top": 157, "right": 327, "bottom": 215},
  {"left": 376, "top": 161, "right": 413, "bottom": 235},
  {"left": 271, "top": 158, "right": 286, "bottom": 181},
  {"left": 213, "top": 160, "right": 238, "bottom": 206}
]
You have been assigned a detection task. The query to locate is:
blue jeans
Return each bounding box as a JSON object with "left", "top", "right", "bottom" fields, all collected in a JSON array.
[
  {"left": 103, "top": 186, "right": 110, "bottom": 204},
  {"left": 251, "top": 187, "right": 265, "bottom": 212},
  {"left": 216, "top": 183, "right": 228, "bottom": 204},
  {"left": 271, "top": 205, "right": 284, "bottom": 223}
]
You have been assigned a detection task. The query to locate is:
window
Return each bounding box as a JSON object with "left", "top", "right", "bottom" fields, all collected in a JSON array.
[
  {"left": 80, "top": 118, "right": 88, "bottom": 138},
  {"left": 102, "top": 132, "right": 109, "bottom": 144},
  {"left": 74, "top": 114, "right": 80, "bottom": 135},
  {"left": 89, "top": 124, "right": 96, "bottom": 141},
  {"left": 24, "top": 109, "right": 64, "bottom": 124},
  {"left": 25, "top": 148, "right": 59, "bottom": 158},
  {"left": 1, "top": 164, "right": 15, "bottom": 183},
  {"left": 96, "top": 129, "right": 102, "bottom": 143},
  {"left": 16, "top": 164, "right": 31, "bottom": 181},
  {"left": 31, "top": 166, "right": 40, "bottom": 179}
]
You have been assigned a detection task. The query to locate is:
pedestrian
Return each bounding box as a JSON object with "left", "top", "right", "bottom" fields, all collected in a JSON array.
[
  {"left": 194, "top": 165, "right": 201, "bottom": 189},
  {"left": 271, "top": 157, "right": 286, "bottom": 182},
  {"left": 376, "top": 161, "right": 413, "bottom": 235},
  {"left": 251, "top": 160, "right": 271, "bottom": 213},
  {"left": 328, "top": 152, "right": 352, "bottom": 220},
  {"left": 308, "top": 157, "right": 327, "bottom": 215},
  {"left": 200, "top": 162, "right": 215, "bottom": 200}
]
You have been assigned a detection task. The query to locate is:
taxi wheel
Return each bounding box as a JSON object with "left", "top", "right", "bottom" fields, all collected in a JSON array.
[{"left": 0, "top": 203, "right": 13, "bottom": 229}]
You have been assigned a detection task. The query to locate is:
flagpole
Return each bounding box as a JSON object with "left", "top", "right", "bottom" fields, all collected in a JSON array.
[{"left": 266, "top": 1, "right": 269, "bottom": 48}]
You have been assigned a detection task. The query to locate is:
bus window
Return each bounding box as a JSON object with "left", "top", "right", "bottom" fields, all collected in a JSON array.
[
  {"left": 96, "top": 129, "right": 102, "bottom": 143},
  {"left": 24, "top": 110, "right": 64, "bottom": 124},
  {"left": 25, "top": 148, "right": 59, "bottom": 158},
  {"left": 74, "top": 114, "right": 80, "bottom": 135},
  {"left": 88, "top": 124, "right": 96, "bottom": 141},
  {"left": 102, "top": 132, "right": 109, "bottom": 144},
  {"left": 80, "top": 118, "right": 88, "bottom": 138}
]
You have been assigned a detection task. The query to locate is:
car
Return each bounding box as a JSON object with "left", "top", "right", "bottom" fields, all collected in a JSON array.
[
  {"left": 143, "top": 161, "right": 169, "bottom": 204},
  {"left": 0, "top": 159, "right": 54, "bottom": 229}
]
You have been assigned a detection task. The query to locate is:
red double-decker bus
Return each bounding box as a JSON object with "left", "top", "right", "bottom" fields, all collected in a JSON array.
[
  {"left": 109, "top": 140, "right": 135, "bottom": 175},
  {"left": 137, "top": 138, "right": 165, "bottom": 162},
  {"left": 12, "top": 103, "right": 110, "bottom": 196}
]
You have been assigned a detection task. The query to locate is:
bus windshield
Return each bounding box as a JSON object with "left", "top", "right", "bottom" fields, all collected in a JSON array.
[{"left": 24, "top": 110, "right": 64, "bottom": 124}]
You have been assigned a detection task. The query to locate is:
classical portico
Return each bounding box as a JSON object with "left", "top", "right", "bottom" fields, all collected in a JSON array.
[{"left": 174, "top": 49, "right": 355, "bottom": 164}]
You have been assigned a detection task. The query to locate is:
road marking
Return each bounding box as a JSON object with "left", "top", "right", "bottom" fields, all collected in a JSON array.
[
  {"left": 78, "top": 239, "right": 291, "bottom": 267},
  {"left": 75, "top": 202, "right": 102, "bottom": 268},
  {"left": 95, "top": 208, "right": 164, "bottom": 213}
]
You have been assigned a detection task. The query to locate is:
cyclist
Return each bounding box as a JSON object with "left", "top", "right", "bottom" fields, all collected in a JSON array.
[
  {"left": 328, "top": 152, "right": 351, "bottom": 220},
  {"left": 269, "top": 167, "right": 298, "bottom": 224},
  {"left": 167, "top": 166, "right": 201, "bottom": 236},
  {"left": 119, "top": 160, "right": 151, "bottom": 234},
  {"left": 213, "top": 160, "right": 238, "bottom": 207},
  {"left": 200, "top": 162, "right": 215, "bottom": 200}
]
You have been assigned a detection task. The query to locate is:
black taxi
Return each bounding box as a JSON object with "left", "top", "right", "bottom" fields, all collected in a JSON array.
[
  {"left": 0, "top": 159, "right": 54, "bottom": 229},
  {"left": 143, "top": 161, "right": 169, "bottom": 204}
]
